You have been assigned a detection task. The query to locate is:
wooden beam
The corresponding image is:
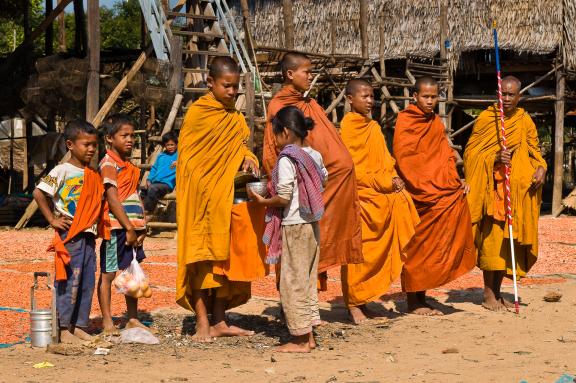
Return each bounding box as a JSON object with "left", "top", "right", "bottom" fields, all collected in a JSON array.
[
  {"left": 57, "top": 0, "right": 67, "bottom": 52},
  {"left": 73, "top": 0, "right": 86, "bottom": 55},
  {"left": 553, "top": 64, "right": 566, "bottom": 216},
  {"left": 281, "top": 0, "right": 295, "bottom": 49},
  {"left": 45, "top": 0, "right": 54, "bottom": 55},
  {"left": 86, "top": 0, "right": 100, "bottom": 123},
  {"left": 239, "top": 0, "right": 253, "bottom": 53},
  {"left": 359, "top": 0, "right": 369, "bottom": 59},
  {"left": 169, "top": 36, "right": 182, "bottom": 91},
  {"left": 330, "top": 17, "right": 337, "bottom": 55},
  {"left": 520, "top": 64, "right": 563, "bottom": 95}
]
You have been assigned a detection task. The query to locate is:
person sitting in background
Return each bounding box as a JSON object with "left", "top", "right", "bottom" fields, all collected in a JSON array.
[{"left": 142, "top": 131, "right": 178, "bottom": 215}]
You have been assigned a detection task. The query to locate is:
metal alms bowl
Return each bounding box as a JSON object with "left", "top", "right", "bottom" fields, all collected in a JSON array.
[{"left": 246, "top": 181, "right": 268, "bottom": 197}]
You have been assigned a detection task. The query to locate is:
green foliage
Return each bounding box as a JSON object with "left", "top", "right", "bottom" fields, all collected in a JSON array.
[{"left": 0, "top": 0, "right": 141, "bottom": 56}]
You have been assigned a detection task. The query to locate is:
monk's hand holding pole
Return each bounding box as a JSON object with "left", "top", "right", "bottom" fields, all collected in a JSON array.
[
  {"left": 242, "top": 158, "right": 260, "bottom": 177},
  {"left": 495, "top": 149, "right": 512, "bottom": 166},
  {"left": 392, "top": 177, "right": 405, "bottom": 193},
  {"left": 530, "top": 166, "right": 546, "bottom": 190}
]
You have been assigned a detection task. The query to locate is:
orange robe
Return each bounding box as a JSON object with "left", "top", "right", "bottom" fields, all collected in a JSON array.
[
  {"left": 176, "top": 93, "right": 265, "bottom": 311},
  {"left": 394, "top": 104, "right": 476, "bottom": 292},
  {"left": 340, "top": 112, "right": 419, "bottom": 306},
  {"left": 49, "top": 167, "right": 103, "bottom": 281},
  {"left": 263, "top": 86, "right": 363, "bottom": 272},
  {"left": 464, "top": 105, "right": 546, "bottom": 277}
]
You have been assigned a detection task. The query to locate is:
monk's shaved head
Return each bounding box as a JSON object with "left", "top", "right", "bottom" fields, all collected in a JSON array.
[
  {"left": 414, "top": 76, "right": 438, "bottom": 93},
  {"left": 280, "top": 52, "right": 311, "bottom": 79},
  {"left": 208, "top": 56, "right": 240, "bottom": 79},
  {"left": 501, "top": 75, "right": 521, "bottom": 93},
  {"left": 345, "top": 78, "right": 372, "bottom": 96}
]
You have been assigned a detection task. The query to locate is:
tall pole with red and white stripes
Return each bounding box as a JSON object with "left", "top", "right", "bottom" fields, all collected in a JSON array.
[{"left": 493, "top": 21, "right": 520, "bottom": 314}]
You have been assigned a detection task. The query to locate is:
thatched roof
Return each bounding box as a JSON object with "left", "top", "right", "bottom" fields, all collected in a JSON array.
[{"left": 231, "top": 0, "right": 574, "bottom": 68}]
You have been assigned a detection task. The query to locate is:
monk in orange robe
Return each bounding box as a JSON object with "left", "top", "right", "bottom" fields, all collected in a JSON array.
[
  {"left": 394, "top": 76, "right": 476, "bottom": 315},
  {"left": 464, "top": 76, "right": 546, "bottom": 311},
  {"left": 176, "top": 57, "right": 266, "bottom": 342},
  {"left": 340, "top": 79, "right": 419, "bottom": 323},
  {"left": 263, "top": 53, "right": 363, "bottom": 284}
]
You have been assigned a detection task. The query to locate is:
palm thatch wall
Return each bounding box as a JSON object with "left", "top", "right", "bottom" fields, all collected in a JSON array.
[{"left": 231, "top": 0, "right": 574, "bottom": 69}]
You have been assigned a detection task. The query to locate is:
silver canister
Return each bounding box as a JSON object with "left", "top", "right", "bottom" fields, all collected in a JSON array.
[{"left": 30, "top": 272, "right": 58, "bottom": 347}]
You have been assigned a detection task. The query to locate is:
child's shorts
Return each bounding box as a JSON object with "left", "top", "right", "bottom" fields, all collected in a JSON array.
[{"left": 100, "top": 229, "right": 146, "bottom": 273}]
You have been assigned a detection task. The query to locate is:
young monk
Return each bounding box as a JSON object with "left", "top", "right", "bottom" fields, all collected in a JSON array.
[
  {"left": 464, "top": 76, "right": 546, "bottom": 311},
  {"left": 340, "top": 79, "right": 420, "bottom": 324},
  {"left": 394, "top": 76, "right": 476, "bottom": 315},
  {"left": 263, "top": 52, "right": 363, "bottom": 287},
  {"left": 176, "top": 56, "right": 266, "bottom": 342}
]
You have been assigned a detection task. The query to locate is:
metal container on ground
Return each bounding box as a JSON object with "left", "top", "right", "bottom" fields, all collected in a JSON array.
[{"left": 30, "top": 272, "right": 58, "bottom": 347}]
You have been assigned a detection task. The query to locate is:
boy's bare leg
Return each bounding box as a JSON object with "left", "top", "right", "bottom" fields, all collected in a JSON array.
[
  {"left": 98, "top": 272, "right": 120, "bottom": 334},
  {"left": 348, "top": 305, "right": 368, "bottom": 324},
  {"left": 308, "top": 332, "right": 316, "bottom": 349},
  {"left": 191, "top": 289, "right": 213, "bottom": 342},
  {"left": 124, "top": 295, "right": 147, "bottom": 330},
  {"left": 210, "top": 296, "right": 254, "bottom": 337},
  {"left": 482, "top": 271, "right": 505, "bottom": 311},
  {"left": 275, "top": 333, "right": 311, "bottom": 353}
]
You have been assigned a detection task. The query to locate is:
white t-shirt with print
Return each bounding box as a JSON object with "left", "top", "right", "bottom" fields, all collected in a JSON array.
[{"left": 36, "top": 162, "right": 97, "bottom": 234}]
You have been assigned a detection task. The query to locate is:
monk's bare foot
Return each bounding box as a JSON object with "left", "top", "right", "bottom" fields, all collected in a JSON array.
[
  {"left": 407, "top": 303, "right": 442, "bottom": 316},
  {"left": 499, "top": 297, "right": 516, "bottom": 309},
  {"left": 349, "top": 306, "right": 368, "bottom": 324},
  {"left": 275, "top": 335, "right": 311, "bottom": 353},
  {"left": 192, "top": 320, "right": 214, "bottom": 343},
  {"left": 126, "top": 318, "right": 157, "bottom": 334},
  {"left": 421, "top": 302, "right": 444, "bottom": 316},
  {"left": 210, "top": 322, "right": 254, "bottom": 337},
  {"left": 309, "top": 333, "right": 316, "bottom": 349},
  {"left": 71, "top": 327, "right": 94, "bottom": 341},
  {"left": 60, "top": 329, "right": 83, "bottom": 344},
  {"left": 482, "top": 297, "right": 506, "bottom": 312}
]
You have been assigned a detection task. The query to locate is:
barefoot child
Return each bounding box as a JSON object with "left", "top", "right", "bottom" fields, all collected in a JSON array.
[
  {"left": 98, "top": 114, "right": 148, "bottom": 334},
  {"left": 249, "top": 106, "right": 327, "bottom": 353},
  {"left": 33, "top": 120, "right": 103, "bottom": 343},
  {"left": 176, "top": 57, "right": 261, "bottom": 342},
  {"left": 340, "top": 79, "right": 419, "bottom": 324},
  {"left": 141, "top": 131, "right": 178, "bottom": 215}
]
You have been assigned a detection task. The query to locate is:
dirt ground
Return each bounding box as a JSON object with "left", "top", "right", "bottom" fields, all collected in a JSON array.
[{"left": 0, "top": 216, "right": 575, "bottom": 382}]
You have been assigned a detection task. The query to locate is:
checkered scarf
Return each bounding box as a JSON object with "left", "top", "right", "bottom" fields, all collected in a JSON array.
[{"left": 263, "top": 144, "right": 325, "bottom": 264}]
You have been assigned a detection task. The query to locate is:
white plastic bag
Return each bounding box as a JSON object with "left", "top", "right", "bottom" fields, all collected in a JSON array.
[
  {"left": 120, "top": 327, "right": 159, "bottom": 345},
  {"left": 113, "top": 249, "right": 152, "bottom": 299}
]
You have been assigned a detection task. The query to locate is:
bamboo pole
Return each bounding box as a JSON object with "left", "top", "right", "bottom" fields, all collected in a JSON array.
[
  {"left": 379, "top": 12, "right": 386, "bottom": 122},
  {"left": 553, "top": 62, "right": 566, "bottom": 216},
  {"left": 245, "top": 72, "right": 255, "bottom": 150},
  {"left": 45, "top": 0, "right": 54, "bottom": 55},
  {"left": 281, "top": 0, "right": 295, "bottom": 49},
  {"left": 57, "top": 0, "right": 66, "bottom": 52},
  {"left": 86, "top": 0, "right": 100, "bottom": 123}
]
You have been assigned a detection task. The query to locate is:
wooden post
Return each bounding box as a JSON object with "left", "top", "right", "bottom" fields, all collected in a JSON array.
[
  {"left": 73, "top": 0, "right": 86, "bottom": 55},
  {"left": 379, "top": 13, "right": 386, "bottom": 122},
  {"left": 22, "top": 120, "right": 29, "bottom": 192},
  {"left": 245, "top": 72, "right": 255, "bottom": 151},
  {"left": 23, "top": 0, "right": 31, "bottom": 42},
  {"left": 438, "top": 3, "right": 448, "bottom": 129},
  {"left": 282, "top": 0, "right": 295, "bottom": 49},
  {"left": 170, "top": 36, "right": 183, "bottom": 92},
  {"left": 552, "top": 64, "right": 566, "bottom": 216},
  {"left": 86, "top": 0, "right": 100, "bottom": 121},
  {"left": 239, "top": 0, "right": 253, "bottom": 54},
  {"left": 359, "top": 0, "right": 369, "bottom": 60},
  {"left": 57, "top": 0, "right": 66, "bottom": 52},
  {"left": 45, "top": 0, "right": 54, "bottom": 55}
]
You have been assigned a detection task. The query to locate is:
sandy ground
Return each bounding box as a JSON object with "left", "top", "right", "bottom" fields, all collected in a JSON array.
[{"left": 0, "top": 216, "right": 575, "bottom": 382}]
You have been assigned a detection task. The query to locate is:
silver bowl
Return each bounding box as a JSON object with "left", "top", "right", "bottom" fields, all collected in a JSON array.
[{"left": 246, "top": 181, "right": 268, "bottom": 198}]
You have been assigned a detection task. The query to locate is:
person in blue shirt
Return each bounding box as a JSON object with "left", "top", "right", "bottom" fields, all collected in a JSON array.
[{"left": 142, "top": 131, "right": 178, "bottom": 214}]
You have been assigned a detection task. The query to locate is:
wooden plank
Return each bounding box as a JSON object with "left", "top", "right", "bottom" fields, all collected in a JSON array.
[
  {"left": 553, "top": 64, "right": 566, "bottom": 216},
  {"left": 147, "top": 222, "right": 177, "bottom": 229},
  {"left": 73, "top": 0, "right": 86, "bottom": 54},
  {"left": 165, "top": 11, "right": 217, "bottom": 20},
  {"left": 282, "top": 0, "right": 295, "bottom": 49},
  {"left": 171, "top": 30, "right": 223, "bottom": 39},
  {"left": 182, "top": 49, "right": 230, "bottom": 56}
]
